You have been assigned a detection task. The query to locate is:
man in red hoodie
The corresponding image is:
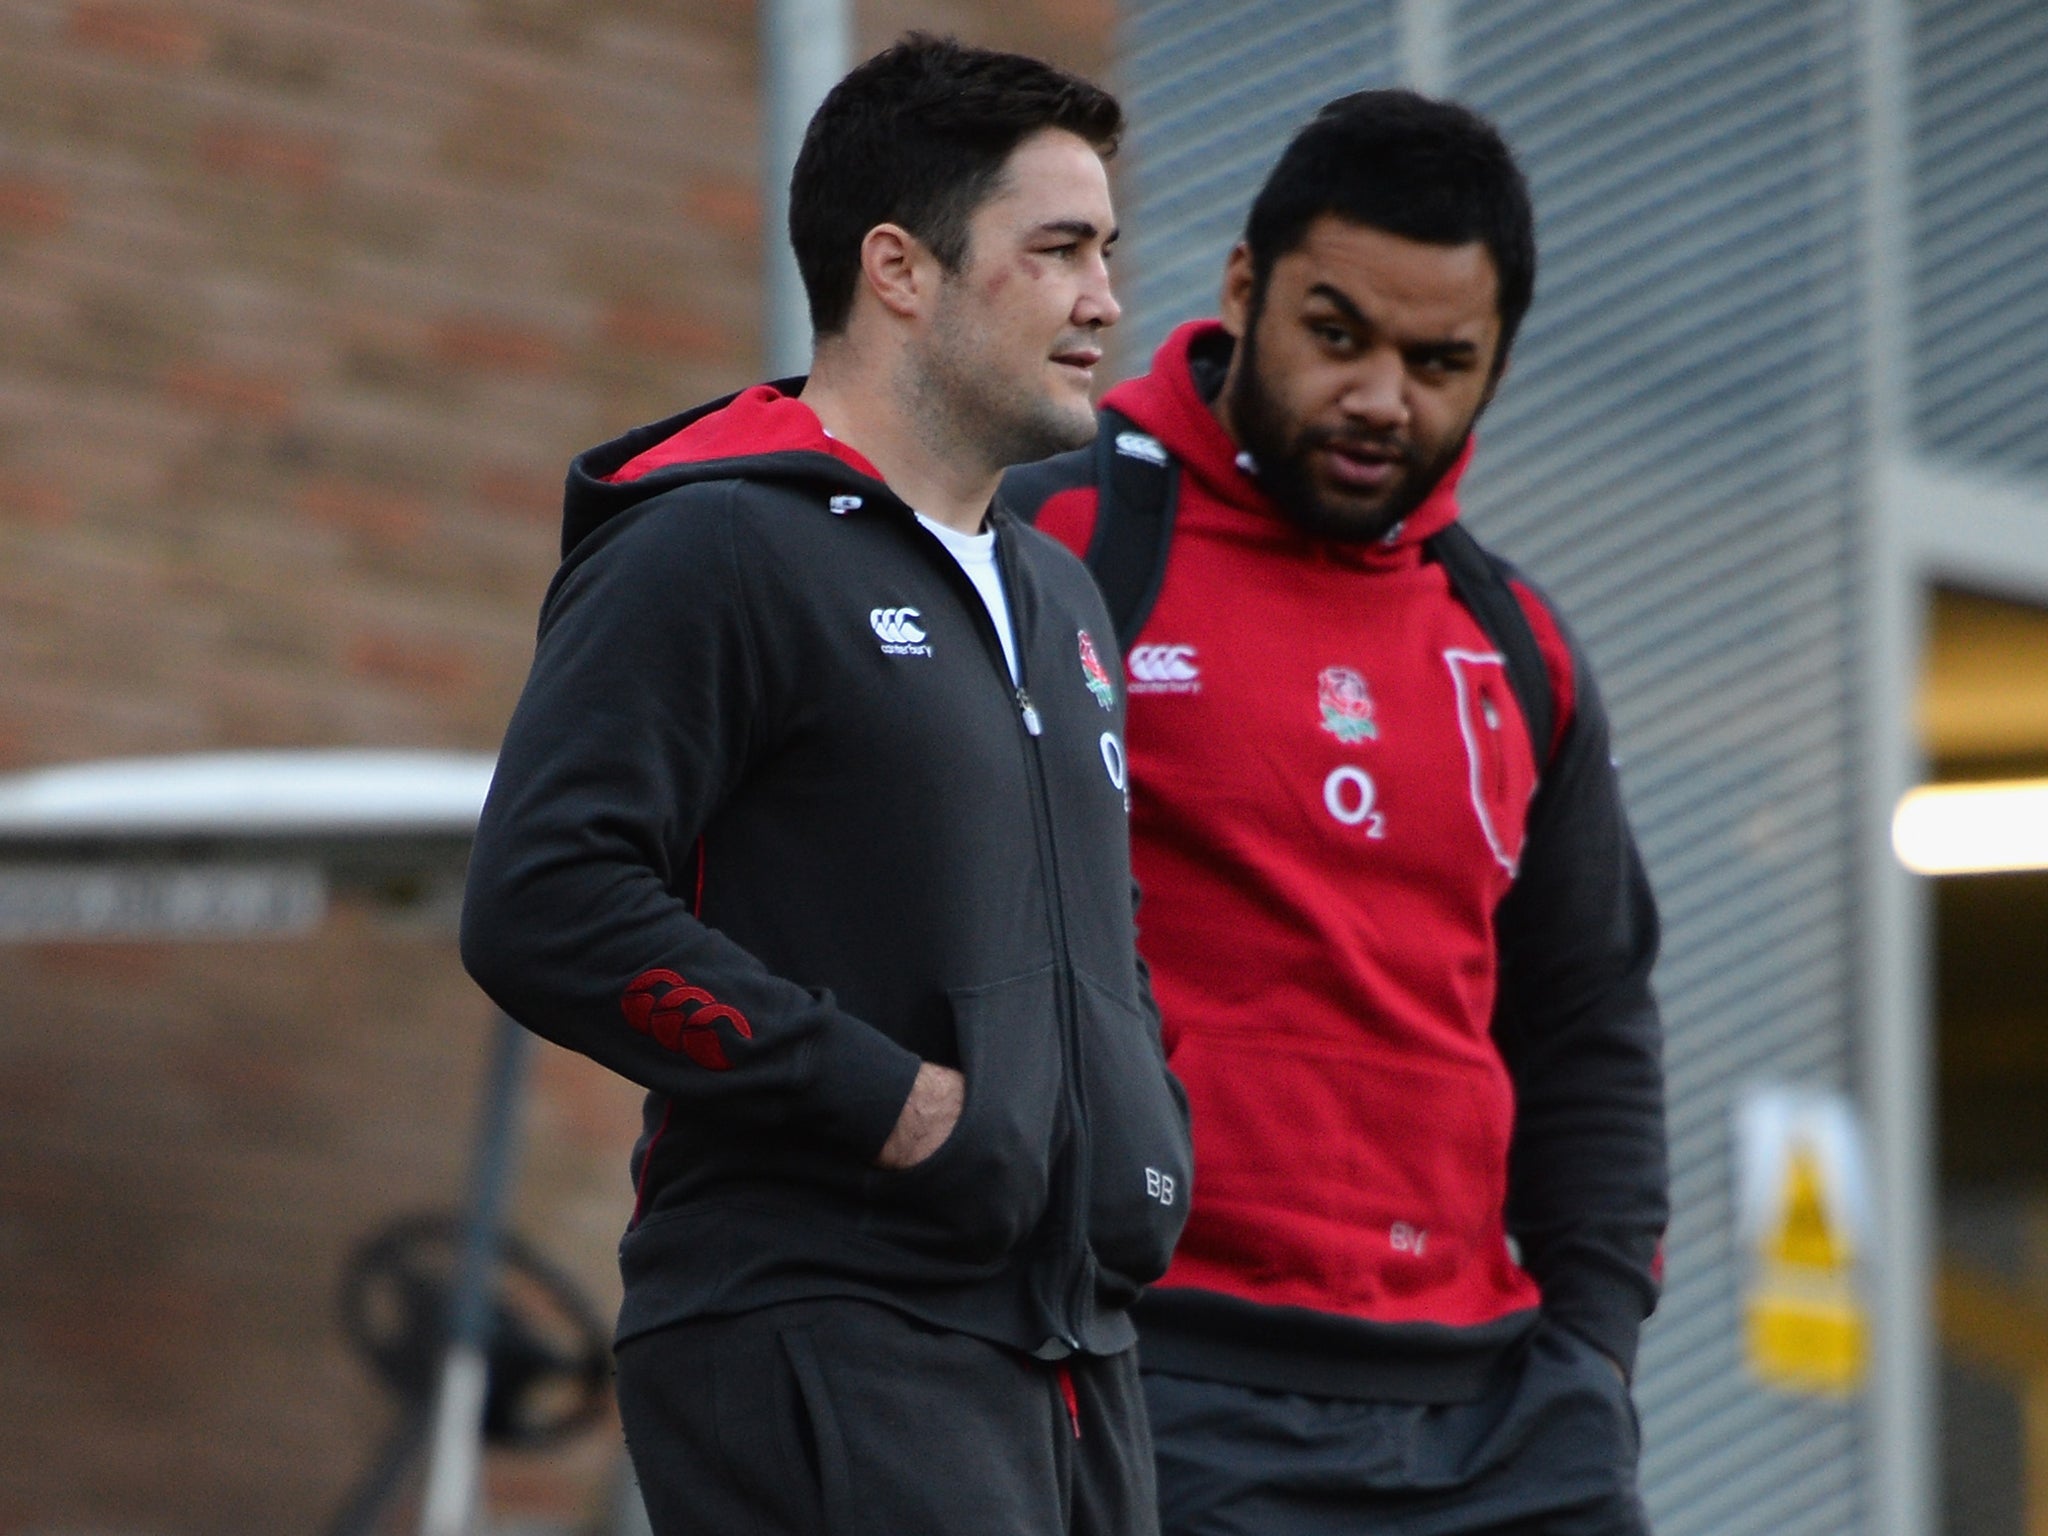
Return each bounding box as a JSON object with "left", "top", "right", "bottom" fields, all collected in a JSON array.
[
  {"left": 464, "top": 35, "right": 1191, "bottom": 1536},
  {"left": 1019, "top": 91, "right": 1666, "bottom": 1535}
]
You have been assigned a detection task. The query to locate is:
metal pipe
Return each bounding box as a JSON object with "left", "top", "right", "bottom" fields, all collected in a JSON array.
[
  {"left": 417, "top": 1015, "right": 537, "bottom": 1536},
  {"left": 762, "top": 0, "right": 853, "bottom": 379},
  {"left": 1398, "top": 0, "right": 1453, "bottom": 96},
  {"left": 1853, "top": 0, "right": 1935, "bottom": 1530}
]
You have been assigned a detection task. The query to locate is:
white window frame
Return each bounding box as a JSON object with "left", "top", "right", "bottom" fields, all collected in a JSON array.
[{"left": 1860, "top": 1, "right": 2048, "bottom": 1532}]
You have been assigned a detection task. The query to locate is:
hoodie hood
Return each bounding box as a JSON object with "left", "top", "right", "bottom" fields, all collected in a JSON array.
[
  {"left": 560, "top": 383, "right": 891, "bottom": 559},
  {"left": 1101, "top": 320, "right": 1471, "bottom": 566}
]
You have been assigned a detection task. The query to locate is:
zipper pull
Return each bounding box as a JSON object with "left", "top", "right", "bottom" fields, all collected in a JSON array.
[{"left": 1016, "top": 689, "right": 1043, "bottom": 737}]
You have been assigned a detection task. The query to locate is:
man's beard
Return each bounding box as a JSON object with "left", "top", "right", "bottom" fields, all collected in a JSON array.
[{"left": 1227, "top": 324, "right": 1469, "bottom": 545}]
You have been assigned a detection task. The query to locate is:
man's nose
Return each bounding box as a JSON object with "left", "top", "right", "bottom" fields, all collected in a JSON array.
[
  {"left": 1076, "top": 257, "right": 1122, "bottom": 330},
  {"left": 1338, "top": 351, "right": 1408, "bottom": 431}
]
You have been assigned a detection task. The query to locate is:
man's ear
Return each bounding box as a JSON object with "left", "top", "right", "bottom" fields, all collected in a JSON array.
[
  {"left": 1219, "top": 242, "right": 1257, "bottom": 339},
  {"left": 860, "top": 223, "right": 937, "bottom": 322}
]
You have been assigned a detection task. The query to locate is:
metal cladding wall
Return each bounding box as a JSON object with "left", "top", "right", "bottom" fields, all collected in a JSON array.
[
  {"left": 1456, "top": 6, "right": 1868, "bottom": 1534},
  {"left": 1119, "top": 3, "right": 1873, "bottom": 1533},
  {"left": 1117, "top": 1, "right": 1402, "bottom": 371},
  {"left": 1910, "top": 0, "right": 2048, "bottom": 479}
]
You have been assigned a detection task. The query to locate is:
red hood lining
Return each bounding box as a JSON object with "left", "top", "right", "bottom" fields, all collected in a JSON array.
[{"left": 604, "top": 385, "right": 883, "bottom": 483}]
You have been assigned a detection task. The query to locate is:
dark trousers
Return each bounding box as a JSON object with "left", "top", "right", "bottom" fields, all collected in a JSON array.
[
  {"left": 615, "top": 1297, "right": 1159, "bottom": 1536},
  {"left": 1145, "top": 1322, "right": 1652, "bottom": 1536}
]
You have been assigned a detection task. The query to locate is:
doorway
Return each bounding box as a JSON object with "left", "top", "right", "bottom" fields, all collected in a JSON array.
[{"left": 1923, "top": 586, "right": 2048, "bottom": 1536}]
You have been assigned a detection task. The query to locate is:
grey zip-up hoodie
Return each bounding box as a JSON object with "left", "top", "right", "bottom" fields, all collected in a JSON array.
[{"left": 461, "top": 384, "right": 1193, "bottom": 1356}]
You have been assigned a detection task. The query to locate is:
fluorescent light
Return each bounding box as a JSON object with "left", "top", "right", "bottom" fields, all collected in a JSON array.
[{"left": 1893, "top": 779, "right": 2048, "bottom": 875}]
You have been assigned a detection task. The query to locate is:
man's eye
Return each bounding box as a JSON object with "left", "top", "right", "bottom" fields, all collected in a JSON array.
[{"left": 1311, "top": 323, "right": 1353, "bottom": 349}]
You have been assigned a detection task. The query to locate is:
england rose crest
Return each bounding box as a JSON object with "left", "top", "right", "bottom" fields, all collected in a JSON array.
[
  {"left": 1079, "top": 630, "right": 1116, "bottom": 711},
  {"left": 1317, "top": 666, "right": 1377, "bottom": 743}
]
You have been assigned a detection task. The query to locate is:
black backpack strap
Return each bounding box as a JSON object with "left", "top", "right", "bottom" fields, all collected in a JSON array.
[
  {"left": 1003, "top": 406, "right": 1179, "bottom": 652},
  {"left": 1425, "top": 521, "right": 1556, "bottom": 774},
  {"left": 1083, "top": 408, "right": 1180, "bottom": 651},
  {"left": 999, "top": 442, "right": 1095, "bottom": 526}
]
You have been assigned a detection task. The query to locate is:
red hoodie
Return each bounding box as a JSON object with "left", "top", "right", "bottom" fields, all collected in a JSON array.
[{"left": 1036, "top": 321, "right": 1598, "bottom": 1396}]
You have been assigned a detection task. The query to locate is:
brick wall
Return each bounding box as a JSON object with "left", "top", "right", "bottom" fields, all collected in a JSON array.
[{"left": 0, "top": 3, "right": 1113, "bottom": 1530}]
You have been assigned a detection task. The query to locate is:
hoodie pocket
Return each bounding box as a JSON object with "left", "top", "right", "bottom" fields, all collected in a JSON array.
[
  {"left": 1074, "top": 969, "right": 1193, "bottom": 1304},
  {"left": 1169, "top": 1027, "right": 1515, "bottom": 1312},
  {"left": 860, "top": 965, "right": 1063, "bottom": 1266}
]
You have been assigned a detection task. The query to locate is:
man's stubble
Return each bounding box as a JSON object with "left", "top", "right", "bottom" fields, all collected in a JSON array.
[{"left": 908, "top": 289, "right": 1100, "bottom": 483}]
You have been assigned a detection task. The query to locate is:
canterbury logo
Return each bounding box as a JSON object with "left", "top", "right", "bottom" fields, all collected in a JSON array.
[
  {"left": 1127, "top": 643, "right": 1200, "bottom": 691},
  {"left": 1114, "top": 430, "right": 1169, "bottom": 466},
  {"left": 621, "top": 968, "right": 753, "bottom": 1071},
  {"left": 869, "top": 608, "right": 927, "bottom": 645}
]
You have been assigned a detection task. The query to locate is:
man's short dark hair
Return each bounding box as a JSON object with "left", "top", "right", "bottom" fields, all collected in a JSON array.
[
  {"left": 1244, "top": 90, "right": 1537, "bottom": 371},
  {"left": 789, "top": 33, "right": 1123, "bottom": 339}
]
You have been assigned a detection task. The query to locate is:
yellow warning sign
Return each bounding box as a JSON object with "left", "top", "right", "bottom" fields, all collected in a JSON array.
[
  {"left": 1768, "top": 1142, "right": 1846, "bottom": 1271},
  {"left": 1736, "top": 1092, "right": 1870, "bottom": 1397},
  {"left": 1746, "top": 1283, "right": 1867, "bottom": 1395}
]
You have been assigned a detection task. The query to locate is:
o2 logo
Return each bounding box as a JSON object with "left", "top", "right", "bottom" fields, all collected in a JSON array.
[
  {"left": 1101, "top": 732, "right": 1132, "bottom": 812},
  {"left": 1100, "top": 731, "right": 1126, "bottom": 792},
  {"left": 1323, "top": 765, "right": 1386, "bottom": 838}
]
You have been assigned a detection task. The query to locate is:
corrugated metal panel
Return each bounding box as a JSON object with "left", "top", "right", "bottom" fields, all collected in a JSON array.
[
  {"left": 1909, "top": 0, "right": 2048, "bottom": 478},
  {"left": 1451, "top": 10, "right": 1869, "bottom": 1530},
  {"left": 1118, "top": 0, "right": 1401, "bottom": 371},
  {"left": 1118, "top": 1, "right": 1874, "bottom": 1532}
]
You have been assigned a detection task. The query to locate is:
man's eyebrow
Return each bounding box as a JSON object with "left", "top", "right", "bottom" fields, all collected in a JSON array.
[
  {"left": 1305, "top": 282, "right": 1369, "bottom": 327},
  {"left": 1305, "top": 282, "right": 1481, "bottom": 356},
  {"left": 1034, "top": 219, "right": 1118, "bottom": 245}
]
